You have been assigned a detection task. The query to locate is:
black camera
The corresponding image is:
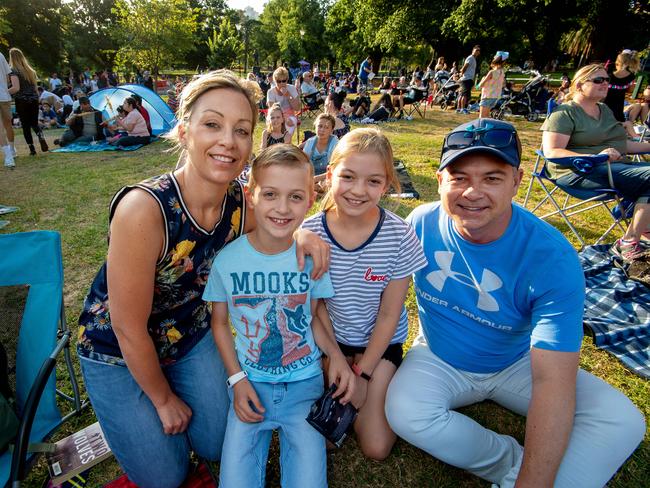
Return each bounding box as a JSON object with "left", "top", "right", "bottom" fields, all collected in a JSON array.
[{"left": 306, "top": 384, "right": 358, "bottom": 448}]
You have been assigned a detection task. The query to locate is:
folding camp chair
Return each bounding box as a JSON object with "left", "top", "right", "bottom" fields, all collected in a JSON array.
[
  {"left": 522, "top": 150, "right": 631, "bottom": 248},
  {"left": 0, "top": 231, "right": 87, "bottom": 487},
  {"left": 301, "top": 94, "right": 323, "bottom": 118},
  {"left": 404, "top": 88, "right": 429, "bottom": 118}
]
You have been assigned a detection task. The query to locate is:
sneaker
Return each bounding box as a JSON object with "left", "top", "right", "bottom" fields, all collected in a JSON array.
[
  {"left": 39, "top": 138, "right": 49, "bottom": 152},
  {"left": 3, "top": 153, "right": 15, "bottom": 169},
  {"left": 10, "top": 145, "right": 16, "bottom": 157},
  {"left": 611, "top": 238, "right": 645, "bottom": 262}
]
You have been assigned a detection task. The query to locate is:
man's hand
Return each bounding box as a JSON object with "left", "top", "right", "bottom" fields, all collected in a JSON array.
[
  {"left": 233, "top": 379, "right": 265, "bottom": 423},
  {"left": 154, "top": 393, "right": 192, "bottom": 435}
]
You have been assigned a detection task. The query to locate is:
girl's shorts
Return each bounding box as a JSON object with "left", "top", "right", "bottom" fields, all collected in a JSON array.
[
  {"left": 336, "top": 341, "right": 404, "bottom": 368},
  {"left": 479, "top": 97, "right": 498, "bottom": 108}
]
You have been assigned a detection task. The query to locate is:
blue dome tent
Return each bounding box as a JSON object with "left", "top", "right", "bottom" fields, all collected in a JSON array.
[{"left": 85, "top": 84, "right": 176, "bottom": 135}]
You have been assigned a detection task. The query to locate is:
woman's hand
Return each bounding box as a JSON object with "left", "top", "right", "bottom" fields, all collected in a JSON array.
[
  {"left": 327, "top": 351, "right": 355, "bottom": 404},
  {"left": 233, "top": 379, "right": 265, "bottom": 423},
  {"left": 294, "top": 228, "right": 330, "bottom": 279},
  {"left": 598, "top": 147, "right": 622, "bottom": 161},
  {"left": 154, "top": 393, "right": 193, "bottom": 435}
]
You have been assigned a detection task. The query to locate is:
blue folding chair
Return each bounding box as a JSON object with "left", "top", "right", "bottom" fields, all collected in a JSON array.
[
  {"left": 0, "top": 231, "right": 86, "bottom": 487},
  {"left": 522, "top": 151, "right": 632, "bottom": 248}
]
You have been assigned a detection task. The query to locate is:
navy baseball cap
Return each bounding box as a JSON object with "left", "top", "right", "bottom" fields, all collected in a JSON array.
[{"left": 439, "top": 118, "right": 521, "bottom": 171}]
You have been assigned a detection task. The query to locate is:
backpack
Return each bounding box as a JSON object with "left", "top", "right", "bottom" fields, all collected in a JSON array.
[{"left": 0, "top": 341, "right": 19, "bottom": 453}]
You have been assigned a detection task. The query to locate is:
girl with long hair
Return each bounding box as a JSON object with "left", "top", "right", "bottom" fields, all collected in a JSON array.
[{"left": 8, "top": 47, "right": 48, "bottom": 155}]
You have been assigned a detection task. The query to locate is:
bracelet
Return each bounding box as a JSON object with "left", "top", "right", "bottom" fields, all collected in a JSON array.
[
  {"left": 351, "top": 363, "right": 372, "bottom": 382},
  {"left": 226, "top": 370, "right": 248, "bottom": 388}
]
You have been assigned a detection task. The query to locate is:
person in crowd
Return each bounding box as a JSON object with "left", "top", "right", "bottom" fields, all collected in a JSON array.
[
  {"left": 37, "top": 86, "right": 63, "bottom": 113},
  {"left": 553, "top": 74, "right": 571, "bottom": 104},
  {"left": 349, "top": 85, "right": 371, "bottom": 119},
  {"left": 106, "top": 97, "right": 150, "bottom": 147},
  {"left": 457, "top": 45, "right": 481, "bottom": 113},
  {"left": 303, "top": 128, "right": 427, "bottom": 460},
  {"left": 449, "top": 61, "right": 459, "bottom": 76},
  {"left": 166, "top": 89, "right": 179, "bottom": 114},
  {"left": 0, "top": 51, "right": 17, "bottom": 167},
  {"left": 300, "top": 71, "right": 323, "bottom": 109},
  {"left": 90, "top": 73, "right": 99, "bottom": 92},
  {"left": 204, "top": 143, "right": 351, "bottom": 488},
  {"left": 39, "top": 102, "right": 60, "bottom": 129},
  {"left": 324, "top": 91, "right": 350, "bottom": 140},
  {"left": 131, "top": 94, "right": 153, "bottom": 136},
  {"left": 393, "top": 76, "right": 427, "bottom": 117},
  {"left": 542, "top": 63, "right": 650, "bottom": 262},
  {"left": 8, "top": 48, "right": 48, "bottom": 155},
  {"left": 358, "top": 55, "right": 373, "bottom": 92},
  {"left": 435, "top": 57, "right": 447, "bottom": 72},
  {"left": 98, "top": 70, "right": 110, "bottom": 89},
  {"left": 379, "top": 76, "right": 392, "bottom": 94},
  {"left": 49, "top": 72, "right": 62, "bottom": 93},
  {"left": 477, "top": 55, "right": 505, "bottom": 118},
  {"left": 60, "top": 86, "right": 74, "bottom": 121},
  {"left": 624, "top": 86, "right": 650, "bottom": 126},
  {"left": 302, "top": 113, "right": 338, "bottom": 180},
  {"left": 77, "top": 70, "right": 329, "bottom": 488},
  {"left": 386, "top": 117, "right": 646, "bottom": 488},
  {"left": 365, "top": 92, "right": 395, "bottom": 122},
  {"left": 603, "top": 50, "right": 639, "bottom": 122},
  {"left": 260, "top": 103, "right": 291, "bottom": 150},
  {"left": 266, "top": 66, "right": 300, "bottom": 144},
  {"left": 54, "top": 95, "right": 105, "bottom": 147}
]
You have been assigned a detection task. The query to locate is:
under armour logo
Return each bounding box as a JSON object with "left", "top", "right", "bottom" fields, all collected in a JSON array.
[{"left": 426, "top": 251, "right": 502, "bottom": 311}]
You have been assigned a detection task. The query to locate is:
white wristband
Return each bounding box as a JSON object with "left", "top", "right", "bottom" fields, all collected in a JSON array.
[{"left": 226, "top": 370, "right": 248, "bottom": 388}]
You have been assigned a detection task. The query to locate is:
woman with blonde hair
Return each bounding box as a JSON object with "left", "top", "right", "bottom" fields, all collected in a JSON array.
[
  {"left": 260, "top": 102, "right": 291, "bottom": 149},
  {"left": 266, "top": 66, "right": 301, "bottom": 143},
  {"left": 7, "top": 47, "right": 48, "bottom": 155},
  {"left": 77, "top": 70, "right": 329, "bottom": 488},
  {"left": 542, "top": 63, "right": 650, "bottom": 262},
  {"left": 604, "top": 49, "right": 640, "bottom": 121}
]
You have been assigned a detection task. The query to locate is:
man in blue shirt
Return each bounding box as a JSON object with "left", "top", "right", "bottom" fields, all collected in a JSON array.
[
  {"left": 358, "top": 55, "right": 372, "bottom": 92},
  {"left": 385, "top": 118, "right": 645, "bottom": 487}
]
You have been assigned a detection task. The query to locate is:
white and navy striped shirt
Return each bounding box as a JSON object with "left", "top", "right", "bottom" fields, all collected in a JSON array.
[{"left": 302, "top": 208, "right": 427, "bottom": 346}]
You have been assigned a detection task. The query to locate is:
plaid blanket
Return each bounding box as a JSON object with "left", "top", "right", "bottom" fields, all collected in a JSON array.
[{"left": 579, "top": 245, "right": 650, "bottom": 379}]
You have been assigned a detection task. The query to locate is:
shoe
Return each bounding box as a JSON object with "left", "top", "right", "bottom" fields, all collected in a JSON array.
[
  {"left": 3, "top": 147, "right": 14, "bottom": 168},
  {"left": 611, "top": 238, "right": 645, "bottom": 262},
  {"left": 29, "top": 144, "right": 36, "bottom": 156},
  {"left": 53, "top": 138, "right": 60, "bottom": 146},
  {"left": 10, "top": 145, "right": 16, "bottom": 157},
  {"left": 39, "top": 138, "right": 49, "bottom": 152}
]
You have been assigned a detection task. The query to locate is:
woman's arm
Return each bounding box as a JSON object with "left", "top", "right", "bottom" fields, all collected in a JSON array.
[
  {"left": 543, "top": 131, "right": 622, "bottom": 161},
  {"left": 260, "top": 129, "right": 268, "bottom": 150},
  {"left": 283, "top": 131, "right": 292, "bottom": 144},
  {"left": 107, "top": 189, "right": 191, "bottom": 435},
  {"left": 211, "top": 301, "right": 264, "bottom": 422},
  {"left": 7, "top": 74, "right": 19, "bottom": 95},
  {"left": 626, "top": 139, "right": 650, "bottom": 154},
  {"left": 116, "top": 111, "right": 137, "bottom": 133},
  {"left": 478, "top": 70, "right": 492, "bottom": 89}
]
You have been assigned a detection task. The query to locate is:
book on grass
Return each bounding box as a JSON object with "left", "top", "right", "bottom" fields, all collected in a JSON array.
[{"left": 46, "top": 421, "right": 113, "bottom": 485}]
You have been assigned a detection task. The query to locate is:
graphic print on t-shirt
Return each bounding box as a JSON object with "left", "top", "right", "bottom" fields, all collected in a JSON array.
[
  {"left": 231, "top": 271, "right": 313, "bottom": 375},
  {"left": 426, "top": 251, "right": 502, "bottom": 312}
]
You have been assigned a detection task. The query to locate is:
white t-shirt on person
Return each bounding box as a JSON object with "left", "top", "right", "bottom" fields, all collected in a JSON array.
[
  {"left": 267, "top": 85, "right": 299, "bottom": 115},
  {"left": 0, "top": 53, "right": 11, "bottom": 102}
]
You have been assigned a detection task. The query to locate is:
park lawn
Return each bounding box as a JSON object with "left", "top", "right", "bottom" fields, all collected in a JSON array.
[{"left": 1, "top": 110, "right": 647, "bottom": 487}]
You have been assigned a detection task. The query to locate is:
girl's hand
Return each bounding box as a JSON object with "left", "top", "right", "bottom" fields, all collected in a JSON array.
[
  {"left": 598, "top": 147, "right": 622, "bottom": 161},
  {"left": 233, "top": 379, "right": 265, "bottom": 423},
  {"left": 285, "top": 117, "right": 295, "bottom": 128},
  {"left": 328, "top": 351, "right": 355, "bottom": 404},
  {"left": 154, "top": 393, "right": 192, "bottom": 435},
  {"left": 350, "top": 375, "right": 369, "bottom": 410},
  {"left": 294, "top": 229, "right": 330, "bottom": 279}
]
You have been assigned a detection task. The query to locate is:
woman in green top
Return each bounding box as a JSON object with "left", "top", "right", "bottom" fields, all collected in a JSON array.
[{"left": 542, "top": 63, "right": 650, "bottom": 262}]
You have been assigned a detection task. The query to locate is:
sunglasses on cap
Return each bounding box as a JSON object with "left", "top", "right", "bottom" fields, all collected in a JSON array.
[
  {"left": 444, "top": 127, "right": 517, "bottom": 152},
  {"left": 586, "top": 76, "right": 610, "bottom": 85}
]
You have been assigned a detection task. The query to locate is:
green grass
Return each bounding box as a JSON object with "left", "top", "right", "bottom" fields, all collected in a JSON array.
[{"left": 1, "top": 109, "right": 648, "bottom": 487}]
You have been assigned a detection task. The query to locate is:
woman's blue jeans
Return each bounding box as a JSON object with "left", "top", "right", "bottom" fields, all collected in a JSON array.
[{"left": 80, "top": 332, "right": 229, "bottom": 488}]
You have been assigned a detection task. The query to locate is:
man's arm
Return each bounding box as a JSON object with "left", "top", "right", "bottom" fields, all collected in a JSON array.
[{"left": 515, "top": 348, "right": 579, "bottom": 487}]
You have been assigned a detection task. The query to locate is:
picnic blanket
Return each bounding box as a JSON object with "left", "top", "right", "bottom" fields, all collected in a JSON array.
[
  {"left": 579, "top": 245, "right": 650, "bottom": 379},
  {"left": 51, "top": 141, "right": 150, "bottom": 153}
]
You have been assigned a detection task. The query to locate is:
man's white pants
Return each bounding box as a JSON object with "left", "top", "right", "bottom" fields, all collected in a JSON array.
[{"left": 385, "top": 335, "right": 645, "bottom": 487}]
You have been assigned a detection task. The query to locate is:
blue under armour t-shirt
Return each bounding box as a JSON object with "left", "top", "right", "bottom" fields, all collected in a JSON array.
[
  {"left": 407, "top": 202, "right": 584, "bottom": 373},
  {"left": 203, "top": 235, "right": 334, "bottom": 383}
]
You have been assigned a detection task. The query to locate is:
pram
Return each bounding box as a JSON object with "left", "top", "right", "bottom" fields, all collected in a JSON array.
[
  {"left": 491, "top": 70, "right": 550, "bottom": 122},
  {"left": 431, "top": 70, "right": 459, "bottom": 110}
]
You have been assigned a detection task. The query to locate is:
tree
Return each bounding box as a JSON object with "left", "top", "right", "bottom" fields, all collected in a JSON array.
[
  {"left": 186, "top": 0, "right": 231, "bottom": 69},
  {"left": 112, "top": 0, "right": 198, "bottom": 76},
  {"left": 206, "top": 17, "right": 243, "bottom": 69},
  {"left": 0, "top": 8, "right": 11, "bottom": 49}
]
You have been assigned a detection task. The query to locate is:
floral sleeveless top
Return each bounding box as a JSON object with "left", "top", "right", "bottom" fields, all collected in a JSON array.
[{"left": 77, "top": 173, "right": 246, "bottom": 366}]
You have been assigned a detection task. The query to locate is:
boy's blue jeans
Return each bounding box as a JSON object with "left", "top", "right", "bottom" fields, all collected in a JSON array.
[
  {"left": 219, "top": 374, "right": 326, "bottom": 488},
  {"left": 80, "top": 332, "right": 229, "bottom": 488}
]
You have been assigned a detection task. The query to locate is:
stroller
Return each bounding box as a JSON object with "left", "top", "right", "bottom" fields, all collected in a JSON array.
[
  {"left": 491, "top": 71, "right": 550, "bottom": 122},
  {"left": 431, "top": 70, "right": 460, "bottom": 110}
]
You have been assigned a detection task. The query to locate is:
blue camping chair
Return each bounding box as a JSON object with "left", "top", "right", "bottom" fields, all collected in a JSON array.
[
  {"left": 0, "top": 231, "right": 86, "bottom": 487},
  {"left": 522, "top": 151, "right": 632, "bottom": 248}
]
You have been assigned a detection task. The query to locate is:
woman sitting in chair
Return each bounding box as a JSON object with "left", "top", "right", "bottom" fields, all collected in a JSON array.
[
  {"left": 542, "top": 63, "right": 650, "bottom": 262},
  {"left": 300, "top": 71, "right": 323, "bottom": 109}
]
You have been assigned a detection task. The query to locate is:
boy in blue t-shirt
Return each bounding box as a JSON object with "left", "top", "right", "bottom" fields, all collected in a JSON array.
[{"left": 203, "top": 144, "right": 353, "bottom": 488}]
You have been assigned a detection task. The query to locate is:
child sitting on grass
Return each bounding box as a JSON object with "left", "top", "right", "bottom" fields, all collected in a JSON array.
[
  {"left": 203, "top": 144, "right": 354, "bottom": 488},
  {"left": 260, "top": 103, "right": 292, "bottom": 150}
]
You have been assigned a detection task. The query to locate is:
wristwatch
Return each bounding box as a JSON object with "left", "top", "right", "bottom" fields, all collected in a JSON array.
[
  {"left": 351, "top": 363, "right": 372, "bottom": 382},
  {"left": 226, "top": 370, "right": 248, "bottom": 388}
]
